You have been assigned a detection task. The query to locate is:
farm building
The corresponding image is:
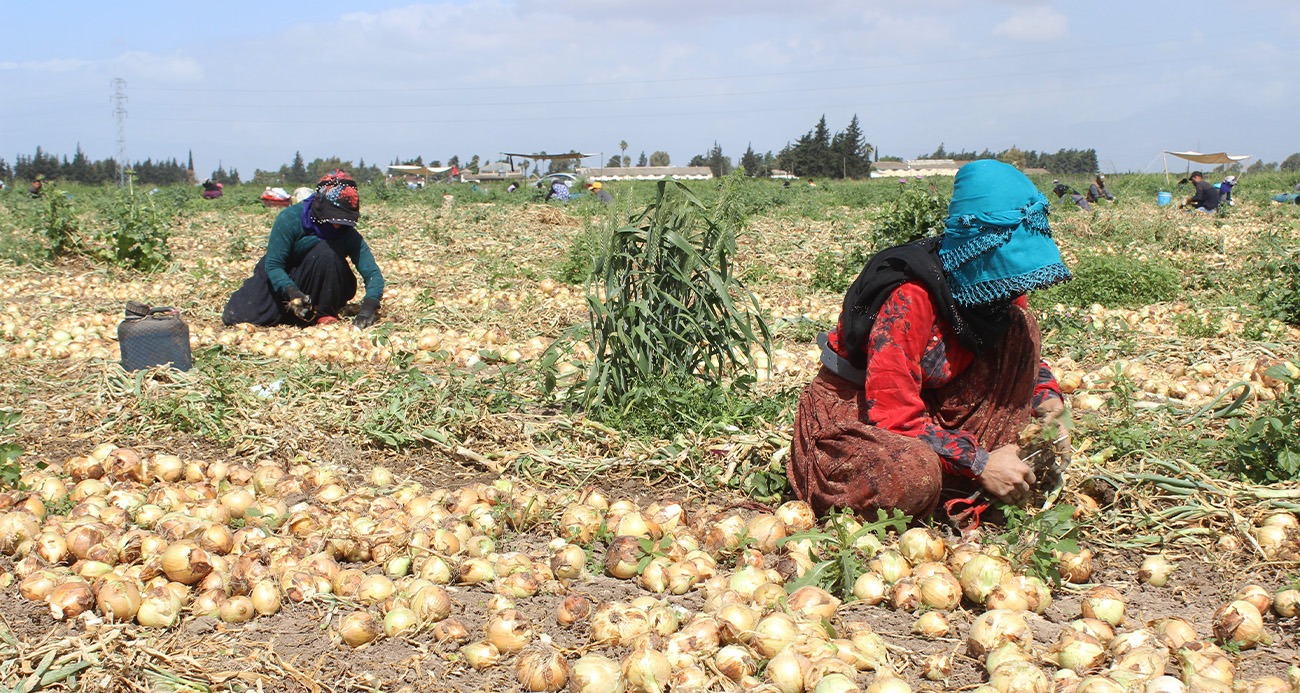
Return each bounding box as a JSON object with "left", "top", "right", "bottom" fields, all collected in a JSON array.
[
  {"left": 869, "top": 159, "right": 971, "bottom": 178},
  {"left": 578, "top": 166, "right": 714, "bottom": 182}
]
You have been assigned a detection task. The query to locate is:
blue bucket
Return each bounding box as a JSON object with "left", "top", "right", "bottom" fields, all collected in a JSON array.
[{"left": 1156, "top": 191, "right": 1172, "bottom": 206}]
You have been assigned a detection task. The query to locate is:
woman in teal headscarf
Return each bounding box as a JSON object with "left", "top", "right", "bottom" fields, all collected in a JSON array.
[{"left": 788, "top": 160, "right": 1073, "bottom": 520}]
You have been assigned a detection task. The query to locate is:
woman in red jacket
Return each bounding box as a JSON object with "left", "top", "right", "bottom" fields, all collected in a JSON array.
[{"left": 788, "top": 159, "right": 1072, "bottom": 519}]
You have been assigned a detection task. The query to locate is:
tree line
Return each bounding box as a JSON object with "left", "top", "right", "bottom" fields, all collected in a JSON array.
[
  {"left": 917, "top": 144, "right": 1101, "bottom": 175},
  {"left": 1, "top": 146, "right": 198, "bottom": 186},
  {"left": 683, "top": 115, "right": 873, "bottom": 180}
]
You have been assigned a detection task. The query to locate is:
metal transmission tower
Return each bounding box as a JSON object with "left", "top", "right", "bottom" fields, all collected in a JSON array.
[{"left": 111, "top": 78, "right": 128, "bottom": 185}]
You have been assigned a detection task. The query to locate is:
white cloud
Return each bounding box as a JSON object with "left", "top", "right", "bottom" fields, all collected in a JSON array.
[{"left": 991, "top": 6, "right": 1068, "bottom": 42}]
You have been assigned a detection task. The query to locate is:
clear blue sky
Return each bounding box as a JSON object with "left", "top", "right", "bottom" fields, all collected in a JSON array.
[{"left": 2, "top": 1, "right": 1296, "bottom": 179}]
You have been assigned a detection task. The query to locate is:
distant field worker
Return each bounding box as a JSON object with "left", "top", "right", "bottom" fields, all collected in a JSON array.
[
  {"left": 586, "top": 181, "right": 613, "bottom": 203},
  {"left": 1051, "top": 180, "right": 1091, "bottom": 211},
  {"left": 202, "top": 180, "right": 224, "bottom": 199},
  {"left": 1086, "top": 174, "right": 1115, "bottom": 204},
  {"left": 545, "top": 179, "right": 571, "bottom": 202},
  {"left": 1180, "top": 171, "right": 1221, "bottom": 213},
  {"left": 1218, "top": 175, "right": 1237, "bottom": 206},
  {"left": 788, "top": 160, "right": 1073, "bottom": 519},
  {"left": 28, "top": 175, "right": 45, "bottom": 198},
  {"left": 222, "top": 170, "right": 384, "bottom": 329}
]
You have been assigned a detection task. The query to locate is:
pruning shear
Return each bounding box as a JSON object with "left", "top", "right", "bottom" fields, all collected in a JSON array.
[{"left": 944, "top": 490, "right": 990, "bottom": 532}]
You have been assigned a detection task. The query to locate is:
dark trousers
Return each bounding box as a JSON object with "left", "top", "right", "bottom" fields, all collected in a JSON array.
[{"left": 222, "top": 241, "right": 357, "bottom": 326}]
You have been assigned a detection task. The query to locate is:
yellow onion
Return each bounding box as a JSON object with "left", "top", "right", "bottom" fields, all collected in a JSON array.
[
  {"left": 868, "top": 550, "right": 910, "bottom": 584},
  {"left": 959, "top": 554, "right": 1011, "bottom": 604},
  {"left": 513, "top": 647, "right": 568, "bottom": 692},
  {"left": 848, "top": 630, "right": 889, "bottom": 671},
  {"left": 788, "top": 585, "right": 841, "bottom": 621},
  {"left": 1234, "top": 585, "right": 1272, "bottom": 616},
  {"left": 898, "top": 527, "right": 946, "bottom": 564},
  {"left": 433, "top": 617, "right": 470, "bottom": 644},
  {"left": 0, "top": 512, "right": 42, "bottom": 555},
  {"left": 853, "top": 572, "right": 887, "bottom": 605},
  {"left": 461, "top": 641, "right": 500, "bottom": 670},
  {"left": 988, "top": 661, "right": 1049, "bottom": 693},
  {"left": 95, "top": 576, "right": 142, "bottom": 621},
  {"left": 714, "top": 644, "right": 757, "bottom": 681},
  {"left": 18, "top": 569, "right": 60, "bottom": 603},
  {"left": 807, "top": 658, "right": 858, "bottom": 688},
  {"left": 911, "top": 611, "right": 950, "bottom": 638},
  {"left": 984, "top": 642, "right": 1031, "bottom": 675},
  {"left": 48, "top": 579, "right": 95, "bottom": 620},
  {"left": 715, "top": 603, "right": 758, "bottom": 645},
  {"left": 556, "top": 594, "right": 592, "bottom": 627},
  {"left": 921, "top": 652, "right": 951, "bottom": 681},
  {"left": 888, "top": 577, "right": 922, "bottom": 612},
  {"left": 411, "top": 584, "right": 451, "bottom": 623},
  {"left": 591, "top": 602, "right": 650, "bottom": 647},
  {"left": 1111, "top": 646, "right": 1168, "bottom": 680},
  {"left": 1043, "top": 629, "right": 1106, "bottom": 673},
  {"left": 985, "top": 580, "right": 1030, "bottom": 613},
  {"left": 550, "top": 543, "right": 586, "bottom": 580},
  {"left": 752, "top": 612, "right": 801, "bottom": 658},
  {"left": 160, "top": 540, "right": 212, "bottom": 586},
  {"left": 569, "top": 654, "right": 625, "bottom": 693},
  {"left": 605, "top": 536, "right": 643, "bottom": 580},
  {"left": 1138, "top": 555, "right": 1176, "bottom": 587},
  {"left": 1080, "top": 586, "right": 1126, "bottom": 627},
  {"left": 1212, "top": 599, "right": 1268, "bottom": 649},
  {"left": 219, "top": 595, "right": 255, "bottom": 624},
  {"left": 251, "top": 580, "right": 281, "bottom": 615},
  {"left": 1236, "top": 677, "right": 1291, "bottom": 693},
  {"left": 864, "top": 675, "right": 911, "bottom": 692},
  {"left": 1144, "top": 676, "right": 1187, "bottom": 693},
  {"left": 1071, "top": 618, "right": 1115, "bottom": 645},
  {"left": 1176, "top": 642, "right": 1234, "bottom": 686},
  {"left": 338, "top": 611, "right": 381, "bottom": 647},
  {"left": 746, "top": 514, "right": 789, "bottom": 553},
  {"left": 1072, "top": 675, "right": 1126, "bottom": 692},
  {"left": 357, "top": 574, "right": 396, "bottom": 605},
  {"left": 486, "top": 608, "right": 532, "bottom": 653},
  {"left": 967, "top": 609, "right": 1033, "bottom": 659},
  {"left": 812, "top": 673, "right": 860, "bottom": 693},
  {"left": 622, "top": 644, "right": 671, "bottom": 693},
  {"left": 775, "top": 501, "right": 816, "bottom": 532},
  {"left": 1056, "top": 548, "right": 1093, "bottom": 584},
  {"left": 151, "top": 454, "right": 184, "bottom": 482},
  {"left": 1272, "top": 588, "right": 1299, "bottom": 617},
  {"left": 917, "top": 573, "right": 962, "bottom": 611},
  {"left": 766, "top": 646, "right": 810, "bottom": 693},
  {"left": 136, "top": 586, "right": 182, "bottom": 627},
  {"left": 383, "top": 607, "right": 419, "bottom": 637}
]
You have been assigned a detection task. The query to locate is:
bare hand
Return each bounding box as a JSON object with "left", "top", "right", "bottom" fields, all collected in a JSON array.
[
  {"left": 1036, "top": 396, "right": 1073, "bottom": 454},
  {"left": 979, "top": 444, "right": 1036, "bottom": 506}
]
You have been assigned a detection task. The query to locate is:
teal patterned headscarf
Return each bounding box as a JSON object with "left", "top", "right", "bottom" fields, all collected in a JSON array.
[{"left": 939, "top": 160, "right": 1072, "bottom": 306}]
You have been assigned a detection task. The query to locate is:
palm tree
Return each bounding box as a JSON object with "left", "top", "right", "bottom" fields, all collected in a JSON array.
[{"left": 620, "top": 140, "right": 629, "bottom": 168}]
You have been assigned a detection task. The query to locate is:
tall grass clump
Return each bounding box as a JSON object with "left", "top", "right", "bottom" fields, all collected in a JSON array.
[
  {"left": 97, "top": 176, "right": 172, "bottom": 272},
  {"left": 872, "top": 183, "right": 948, "bottom": 249},
  {"left": 1032, "top": 252, "right": 1180, "bottom": 309},
  {"left": 544, "top": 174, "right": 772, "bottom": 432}
]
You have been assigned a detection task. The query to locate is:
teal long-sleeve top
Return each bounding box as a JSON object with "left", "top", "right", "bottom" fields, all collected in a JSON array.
[{"left": 263, "top": 203, "right": 385, "bottom": 303}]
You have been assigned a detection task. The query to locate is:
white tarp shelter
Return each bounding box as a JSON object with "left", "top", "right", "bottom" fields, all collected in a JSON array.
[
  {"left": 1162, "top": 151, "right": 1251, "bottom": 182},
  {"left": 386, "top": 165, "right": 453, "bottom": 176}
]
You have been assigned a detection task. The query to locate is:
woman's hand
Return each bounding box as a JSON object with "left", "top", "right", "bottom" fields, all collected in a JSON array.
[
  {"left": 979, "top": 444, "right": 1036, "bottom": 505},
  {"left": 1035, "top": 395, "right": 1073, "bottom": 452}
]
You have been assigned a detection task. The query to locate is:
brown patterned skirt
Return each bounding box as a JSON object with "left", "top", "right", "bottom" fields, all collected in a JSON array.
[{"left": 787, "top": 306, "right": 1042, "bottom": 519}]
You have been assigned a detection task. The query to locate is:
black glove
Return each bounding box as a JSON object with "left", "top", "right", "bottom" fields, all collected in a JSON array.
[
  {"left": 354, "top": 298, "right": 380, "bottom": 329},
  {"left": 286, "top": 287, "right": 314, "bottom": 321}
]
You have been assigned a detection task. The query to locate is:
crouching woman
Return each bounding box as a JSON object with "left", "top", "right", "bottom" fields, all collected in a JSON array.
[
  {"left": 788, "top": 160, "right": 1072, "bottom": 519},
  {"left": 222, "top": 170, "right": 384, "bottom": 329}
]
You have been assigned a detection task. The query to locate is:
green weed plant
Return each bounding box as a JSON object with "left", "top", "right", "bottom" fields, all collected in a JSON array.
[{"left": 780, "top": 508, "right": 911, "bottom": 600}]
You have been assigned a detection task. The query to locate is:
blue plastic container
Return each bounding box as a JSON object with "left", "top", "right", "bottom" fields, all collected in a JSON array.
[{"left": 1156, "top": 191, "right": 1172, "bottom": 206}]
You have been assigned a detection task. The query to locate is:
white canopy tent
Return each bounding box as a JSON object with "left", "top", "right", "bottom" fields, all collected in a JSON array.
[{"left": 1162, "top": 151, "right": 1251, "bottom": 183}]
